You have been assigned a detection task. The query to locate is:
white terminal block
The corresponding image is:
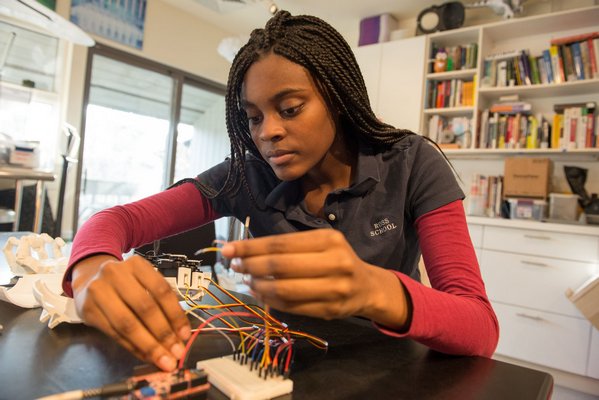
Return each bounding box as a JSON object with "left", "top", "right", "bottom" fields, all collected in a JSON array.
[
  {"left": 177, "top": 267, "right": 192, "bottom": 288},
  {"left": 197, "top": 355, "right": 293, "bottom": 400},
  {"left": 192, "top": 270, "right": 212, "bottom": 290}
]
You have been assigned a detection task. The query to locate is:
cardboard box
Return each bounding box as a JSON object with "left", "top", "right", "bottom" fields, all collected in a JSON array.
[
  {"left": 503, "top": 157, "right": 552, "bottom": 199},
  {"left": 567, "top": 274, "right": 599, "bottom": 330}
]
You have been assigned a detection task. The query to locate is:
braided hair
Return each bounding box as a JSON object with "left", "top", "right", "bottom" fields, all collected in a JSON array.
[{"left": 193, "top": 10, "right": 415, "bottom": 201}]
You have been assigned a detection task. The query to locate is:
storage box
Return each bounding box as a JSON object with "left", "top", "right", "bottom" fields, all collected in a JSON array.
[
  {"left": 358, "top": 14, "right": 398, "bottom": 46},
  {"left": 503, "top": 157, "right": 552, "bottom": 199},
  {"left": 549, "top": 193, "right": 580, "bottom": 221},
  {"left": 567, "top": 274, "right": 599, "bottom": 330},
  {"left": 507, "top": 198, "right": 547, "bottom": 220}
]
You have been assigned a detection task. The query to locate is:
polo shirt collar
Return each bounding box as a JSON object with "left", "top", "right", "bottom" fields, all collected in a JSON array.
[{"left": 265, "top": 142, "right": 381, "bottom": 212}]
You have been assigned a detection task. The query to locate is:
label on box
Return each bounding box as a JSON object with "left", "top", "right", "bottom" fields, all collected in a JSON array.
[{"left": 503, "top": 157, "right": 552, "bottom": 198}]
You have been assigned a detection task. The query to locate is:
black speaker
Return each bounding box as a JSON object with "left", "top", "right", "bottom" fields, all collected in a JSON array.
[{"left": 417, "top": 2, "right": 465, "bottom": 35}]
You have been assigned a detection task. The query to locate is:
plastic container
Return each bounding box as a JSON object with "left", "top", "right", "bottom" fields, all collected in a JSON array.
[
  {"left": 549, "top": 193, "right": 579, "bottom": 221},
  {"left": 507, "top": 198, "right": 547, "bottom": 221}
]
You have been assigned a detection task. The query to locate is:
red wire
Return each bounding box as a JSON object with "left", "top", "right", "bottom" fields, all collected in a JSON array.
[
  {"left": 178, "top": 311, "right": 257, "bottom": 369},
  {"left": 284, "top": 345, "right": 293, "bottom": 372}
]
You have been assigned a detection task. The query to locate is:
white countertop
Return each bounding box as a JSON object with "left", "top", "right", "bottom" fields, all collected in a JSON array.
[{"left": 467, "top": 216, "right": 599, "bottom": 235}]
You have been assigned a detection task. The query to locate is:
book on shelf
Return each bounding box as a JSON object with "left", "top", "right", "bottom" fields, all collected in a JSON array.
[
  {"left": 579, "top": 39, "right": 592, "bottom": 80},
  {"left": 489, "top": 101, "right": 532, "bottom": 114},
  {"left": 549, "top": 31, "right": 599, "bottom": 46},
  {"left": 427, "top": 115, "right": 473, "bottom": 148},
  {"left": 553, "top": 101, "right": 597, "bottom": 149},
  {"left": 541, "top": 49, "right": 554, "bottom": 83},
  {"left": 426, "top": 78, "right": 474, "bottom": 109},
  {"left": 590, "top": 38, "right": 599, "bottom": 79},
  {"left": 549, "top": 45, "right": 565, "bottom": 83},
  {"left": 467, "top": 174, "right": 503, "bottom": 218},
  {"left": 529, "top": 54, "right": 541, "bottom": 85},
  {"left": 561, "top": 43, "right": 577, "bottom": 82}
]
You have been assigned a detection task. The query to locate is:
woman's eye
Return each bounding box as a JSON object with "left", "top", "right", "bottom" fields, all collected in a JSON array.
[
  {"left": 281, "top": 105, "right": 302, "bottom": 118},
  {"left": 247, "top": 115, "right": 262, "bottom": 125}
]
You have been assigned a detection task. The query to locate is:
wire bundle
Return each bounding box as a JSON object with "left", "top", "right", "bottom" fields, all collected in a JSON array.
[{"left": 176, "top": 269, "right": 328, "bottom": 378}]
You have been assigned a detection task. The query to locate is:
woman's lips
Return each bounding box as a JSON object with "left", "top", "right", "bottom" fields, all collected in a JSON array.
[{"left": 267, "top": 150, "right": 295, "bottom": 166}]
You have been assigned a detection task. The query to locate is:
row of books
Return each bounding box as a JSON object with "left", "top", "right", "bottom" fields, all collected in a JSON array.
[
  {"left": 427, "top": 115, "right": 473, "bottom": 148},
  {"left": 429, "top": 43, "right": 478, "bottom": 72},
  {"left": 478, "top": 110, "right": 550, "bottom": 150},
  {"left": 467, "top": 174, "right": 503, "bottom": 218},
  {"left": 425, "top": 79, "right": 475, "bottom": 109},
  {"left": 477, "top": 101, "right": 598, "bottom": 150},
  {"left": 550, "top": 31, "right": 599, "bottom": 82},
  {"left": 553, "top": 102, "right": 598, "bottom": 149},
  {"left": 481, "top": 31, "right": 599, "bottom": 87}
]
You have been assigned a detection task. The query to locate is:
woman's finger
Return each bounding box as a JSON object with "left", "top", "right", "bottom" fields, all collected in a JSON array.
[
  {"left": 250, "top": 276, "right": 354, "bottom": 303},
  {"left": 222, "top": 229, "right": 347, "bottom": 258},
  {"left": 84, "top": 274, "right": 178, "bottom": 371},
  {"left": 128, "top": 256, "right": 191, "bottom": 341},
  {"left": 83, "top": 303, "right": 148, "bottom": 361},
  {"left": 104, "top": 263, "right": 187, "bottom": 362},
  {"left": 231, "top": 252, "right": 351, "bottom": 277}
]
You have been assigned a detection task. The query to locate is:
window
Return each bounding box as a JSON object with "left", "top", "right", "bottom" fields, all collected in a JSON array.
[
  {"left": 0, "top": 20, "right": 59, "bottom": 91},
  {"left": 76, "top": 45, "right": 228, "bottom": 230},
  {"left": 174, "top": 82, "right": 227, "bottom": 182},
  {"left": 0, "top": 20, "right": 61, "bottom": 169}
]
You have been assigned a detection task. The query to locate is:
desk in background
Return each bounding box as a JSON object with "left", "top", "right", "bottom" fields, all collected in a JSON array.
[
  {"left": 0, "top": 298, "right": 554, "bottom": 400},
  {"left": 0, "top": 165, "right": 55, "bottom": 233}
]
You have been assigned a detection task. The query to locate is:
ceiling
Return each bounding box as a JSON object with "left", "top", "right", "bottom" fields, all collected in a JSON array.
[{"left": 161, "top": 0, "right": 444, "bottom": 45}]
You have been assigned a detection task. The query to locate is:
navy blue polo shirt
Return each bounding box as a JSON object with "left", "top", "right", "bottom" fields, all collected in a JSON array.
[{"left": 197, "top": 134, "right": 464, "bottom": 281}]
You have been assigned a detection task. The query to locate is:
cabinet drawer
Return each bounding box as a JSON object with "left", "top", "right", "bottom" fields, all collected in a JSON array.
[
  {"left": 480, "top": 250, "right": 597, "bottom": 317},
  {"left": 483, "top": 226, "right": 599, "bottom": 262},
  {"left": 493, "top": 302, "right": 591, "bottom": 375},
  {"left": 468, "top": 223, "right": 483, "bottom": 249},
  {"left": 589, "top": 328, "right": 599, "bottom": 379}
]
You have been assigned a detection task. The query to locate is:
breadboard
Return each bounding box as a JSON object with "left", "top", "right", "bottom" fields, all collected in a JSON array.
[{"left": 197, "top": 355, "right": 293, "bottom": 400}]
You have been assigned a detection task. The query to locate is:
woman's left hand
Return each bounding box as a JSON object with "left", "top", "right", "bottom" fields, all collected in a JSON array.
[{"left": 221, "top": 229, "right": 408, "bottom": 326}]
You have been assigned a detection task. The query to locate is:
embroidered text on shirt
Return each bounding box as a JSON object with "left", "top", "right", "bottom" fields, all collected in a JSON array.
[{"left": 370, "top": 217, "right": 397, "bottom": 237}]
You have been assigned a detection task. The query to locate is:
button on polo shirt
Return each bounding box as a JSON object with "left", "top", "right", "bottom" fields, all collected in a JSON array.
[{"left": 198, "top": 135, "right": 464, "bottom": 281}]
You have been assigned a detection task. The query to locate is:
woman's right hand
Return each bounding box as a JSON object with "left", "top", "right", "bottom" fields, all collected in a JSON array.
[{"left": 71, "top": 254, "right": 191, "bottom": 371}]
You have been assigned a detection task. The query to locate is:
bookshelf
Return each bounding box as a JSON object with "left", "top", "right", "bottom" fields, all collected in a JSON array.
[
  {"left": 419, "top": 5, "right": 599, "bottom": 154},
  {"left": 356, "top": 8, "right": 599, "bottom": 392},
  {"left": 420, "top": 8, "right": 599, "bottom": 392}
]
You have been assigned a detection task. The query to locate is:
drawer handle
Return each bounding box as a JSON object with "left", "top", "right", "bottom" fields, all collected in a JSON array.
[
  {"left": 516, "top": 313, "right": 545, "bottom": 322},
  {"left": 523, "top": 234, "right": 551, "bottom": 240},
  {"left": 520, "top": 260, "right": 549, "bottom": 267}
]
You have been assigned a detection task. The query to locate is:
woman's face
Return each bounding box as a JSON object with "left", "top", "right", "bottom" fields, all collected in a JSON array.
[{"left": 241, "top": 52, "right": 340, "bottom": 182}]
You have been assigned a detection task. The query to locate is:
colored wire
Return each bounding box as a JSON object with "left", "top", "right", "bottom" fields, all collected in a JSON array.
[{"left": 179, "top": 311, "right": 257, "bottom": 369}]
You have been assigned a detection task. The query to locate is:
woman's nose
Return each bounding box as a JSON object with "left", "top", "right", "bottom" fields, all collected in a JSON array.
[{"left": 258, "top": 114, "right": 284, "bottom": 142}]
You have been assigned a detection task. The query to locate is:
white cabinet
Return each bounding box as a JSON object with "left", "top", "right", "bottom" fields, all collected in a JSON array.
[
  {"left": 377, "top": 36, "right": 426, "bottom": 132},
  {"left": 493, "top": 302, "right": 591, "bottom": 375},
  {"left": 353, "top": 44, "right": 382, "bottom": 113},
  {"left": 354, "top": 35, "right": 426, "bottom": 133},
  {"left": 481, "top": 249, "right": 596, "bottom": 317},
  {"left": 469, "top": 218, "right": 599, "bottom": 376}
]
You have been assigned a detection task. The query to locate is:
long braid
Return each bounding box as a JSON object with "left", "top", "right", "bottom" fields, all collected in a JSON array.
[{"left": 197, "top": 10, "right": 415, "bottom": 203}]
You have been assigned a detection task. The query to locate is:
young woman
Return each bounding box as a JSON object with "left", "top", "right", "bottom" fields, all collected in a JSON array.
[{"left": 64, "top": 11, "right": 498, "bottom": 372}]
